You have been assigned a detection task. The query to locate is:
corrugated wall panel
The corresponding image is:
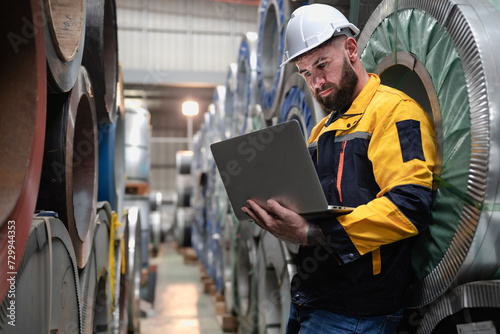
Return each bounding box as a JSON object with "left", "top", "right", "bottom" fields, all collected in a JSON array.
[
  {"left": 116, "top": 0, "right": 258, "bottom": 73},
  {"left": 192, "top": 34, "right": 236, "bottom": 71},
  {"left": 118, "top": 30, "right": 145, "bottom": 69}
]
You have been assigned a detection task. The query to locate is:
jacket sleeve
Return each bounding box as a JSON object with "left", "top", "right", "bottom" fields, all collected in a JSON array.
[{"left": 319, "top": 99, "right": 436, "bottom": 264}]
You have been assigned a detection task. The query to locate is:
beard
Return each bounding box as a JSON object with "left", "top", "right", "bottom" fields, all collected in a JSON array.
[{"left": 313, "top": 57, "right": 358, "bottom": 112}]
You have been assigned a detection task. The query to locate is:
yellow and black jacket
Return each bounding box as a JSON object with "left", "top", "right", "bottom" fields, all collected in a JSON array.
[{"left": 290, "top": 74, "right": 436, "bottom": 316}]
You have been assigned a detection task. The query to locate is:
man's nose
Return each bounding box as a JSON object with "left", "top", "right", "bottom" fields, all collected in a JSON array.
[{"left": 311, "top": 73, "right": 326, "bottom": 89}]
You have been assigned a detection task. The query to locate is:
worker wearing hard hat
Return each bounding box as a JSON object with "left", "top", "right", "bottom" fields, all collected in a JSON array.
[{"left": 242, "top": 3, "right": 436, "bottom": 333}]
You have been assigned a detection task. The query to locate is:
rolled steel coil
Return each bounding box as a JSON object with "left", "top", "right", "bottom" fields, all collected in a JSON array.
[
  {"left": 417, "top": 280, "right": 500, "bottom": 333},
  {"left": 117, "top": 210, "right": 130, "bottom": 334},
  {"left": 191, "top": 169, "right": 208, "bottom": 264},
  {"left": 225, "top": 64, "right": 238, "bottom": 138},
  {"left": 114, "top": 111, "right": 127, "bottom": 224},
  {"left": 175, "top": 207, "right": 193, "bottom": 248},
  {"left": 235, "top": 32, "right": 260, "bottom": 136},
  {"left": 176, "top": 150, "right": 193, "bottom": 176},
  {"left": 279, "top": 72, "right": 327, "bottom": 138},
  {"left": 176, "top": 150, "right": 194, "bottom": 207},
  {"left": 97, "top": 118, "right": 119, "bottom": 211},
  {"left": 257, "top": 0, "right": 300, "bottom": 120},
  {"left": 256, "top": 231, "right": 297, "bottom": 334},
  {"left": 37, "top": 66, "right": 98, "bottom": 269},
  {"left": 358, "top": 0, "right": 500, "bottom": 308},
  {"left": 222, "top": 212, "right": 238, "bottom": 315},
  {"left": 0, "top": 0, "right": 47, "bottom": 302},
  {"left": 206, "top": 159, "right": 228, "bottom": 293},
  {"left": 116, "top": 63, "right": 126, "bottom": 118},
  {"left": 79, "top": 202, "right": 112, "bottom": 333},
  {"left": 307, "top": 0, "right": 383, "bottom": 33},
  {"left": 111, "top": 225, "right": 126, "bottom": 332},
  {"left": 43, "top": 0, "right": 86, "bottom": 92},
  {"left": 0, "top": 216, "right": 81, "bottom": 333},
  {"left": 124, "top": 195, "right": 150, "bottom": 272},
  {"left": 235, "top": 220, "right": 259, "bottom": 333},
  {"left": 213, "top": 86, "right": 228, "bottom": 140},
  {"left": 124, "top": 107, "right": 151, "bottom": 185},
  {"left": 125, "top": 207, "right": 142, "bottom": 333},
  {"left": 83, "top": 0, "right": 119, "bottom": 124}
]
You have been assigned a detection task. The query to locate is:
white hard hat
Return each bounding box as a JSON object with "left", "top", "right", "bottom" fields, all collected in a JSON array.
[{"left": 280, "top": 4, "right": 359, "bottom": 67}]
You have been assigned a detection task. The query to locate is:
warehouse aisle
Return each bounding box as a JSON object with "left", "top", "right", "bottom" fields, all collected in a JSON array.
[{"left": 141, "top": 241, "right": 232, "bottom": 334}]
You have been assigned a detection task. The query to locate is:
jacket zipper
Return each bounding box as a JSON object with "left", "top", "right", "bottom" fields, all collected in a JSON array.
[{"left": 337, "top": 141, "right": 347, "bottom": 203}]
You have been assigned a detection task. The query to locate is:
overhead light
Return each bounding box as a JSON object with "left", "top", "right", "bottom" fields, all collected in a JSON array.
[{"left": 182, "top": 101, "right": 199, "bottom": 116}]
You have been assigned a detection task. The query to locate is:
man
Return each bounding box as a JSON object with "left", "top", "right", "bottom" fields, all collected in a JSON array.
[{"left": 241, "top": 4, "right": 436, "bottom": 334}]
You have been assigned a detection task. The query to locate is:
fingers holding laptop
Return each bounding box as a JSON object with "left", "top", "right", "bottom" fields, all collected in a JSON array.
[{"left": 242, "top": 199, "right": 309, "bottom": 245}]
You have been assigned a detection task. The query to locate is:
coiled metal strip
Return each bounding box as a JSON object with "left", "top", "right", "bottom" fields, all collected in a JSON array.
[
  {"left": 359, "top": 0, "right": 500, "bottom": 308},
  {"left": 37, "top": 66, "right": 98, "bottom": 269},
  {"left": 0, "top": 0, "right": 47, "bottom": 302}
]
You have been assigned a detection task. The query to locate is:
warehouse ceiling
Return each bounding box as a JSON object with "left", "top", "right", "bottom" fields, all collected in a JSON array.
[{"left": 124, "top": 83, "right": 215, "bottom": 137}]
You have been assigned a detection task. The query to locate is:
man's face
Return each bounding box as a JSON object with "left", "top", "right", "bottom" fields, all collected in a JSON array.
[{"left": 295, "top": 40, "right": 358, "bottom": 112}]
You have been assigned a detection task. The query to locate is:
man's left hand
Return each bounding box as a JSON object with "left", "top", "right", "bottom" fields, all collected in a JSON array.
[{"left": 242, "top": 199, "right": 309, "bottom": 245}]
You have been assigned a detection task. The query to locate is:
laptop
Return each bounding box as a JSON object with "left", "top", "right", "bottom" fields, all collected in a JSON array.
[{"left": 210, "top": 120, "right": 354, "bottom": 221}]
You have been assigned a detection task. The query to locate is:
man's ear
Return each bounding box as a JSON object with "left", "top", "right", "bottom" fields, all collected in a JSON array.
[{"left": 346, "top": 37, "right": 358, "bottom": 62}]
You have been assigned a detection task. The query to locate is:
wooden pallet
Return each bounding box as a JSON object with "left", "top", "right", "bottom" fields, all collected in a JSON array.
[
  {"left": 199, "top": 267, "right": 239, "bottom": 332},
  {"left": 125, "top": 181, "right": 149, "bottom": 195},
  {"left": 179, "top": 247, "right": 198, "bottom": 265}
]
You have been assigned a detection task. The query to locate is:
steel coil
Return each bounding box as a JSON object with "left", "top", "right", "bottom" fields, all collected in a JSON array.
[
  {"left": 176, "top": 151, "right": 194, "bottom": 207},
  {"left": 111, "top": 226, "right": 125, "bottom": 333},
  {"left": 278, "top": 72, "right": 327, "bottom": 137},
  {"left": 37, "top": 66, "right": 98, "bottom": 269},
  {"left": 80, "top": 202, "right": 112, "bottom": 334},
  {"left": 358, "top": 0, "right": 500, "bottom": 308},
  {"left": 124, "top": 195, "right": 150, "bottom": 272},
  {"left": 115, "top": 111, "right": 127, "bottom": 224},
  {"left": 0, "top": 216, "right": 81, "bottom": 333},
  {"left": 0, "top": 0, "right": 47, "bottom": 302},
  {"left": 256, "top": 231, "right": 296, "bottom": 334},
  {"left": 124, "top": 107, "right": 151, "bottom": 185},
  {"left": 418, "top": 280, "right": 500, "bottom": 333},
  {"left": 235, "top": 32, "right": 260, "bottom": 136},
  {"left": 235, "top": 220, "right": 259, "bottom": 334},
  {"left": 44, "top": 0, "right": 86, "bottom": 92},
  {"left": 257, "top": 0, "right": 300, "bottom": 120},
  {"left": 175, "top": 207, "right": 193, "bottom": 248},
  {"left": 83, "top": 0, "right": 119, "bottom": 124},
  {"left": 117, "top": 215, "right": 129, "bottom": 334},
  {"left": 93, "top": 203, "right": 113, "bottom": 333},
  {"left": 125, "top": 207, "right": 142, "bottom": 333},
  {"left": 225, "top": 64, "right": 238, "bottom": 138},
  {"left": 191, "top": 170, "right": 208, "bottom": 264},
  {"left": 307, "top": 0, "right": 383, "bottom": 33},
  {"left": 206, "top": 159, "right": 227, "bottom": 293},
  {"left": 222, "top": 212, "right": 238, "bottom": 315},
  {"left": 116, "top": 63, "right": 126, "bottom": 117},
  {"left": 97, "top": 119, "right": 119, "bottom": 211}
]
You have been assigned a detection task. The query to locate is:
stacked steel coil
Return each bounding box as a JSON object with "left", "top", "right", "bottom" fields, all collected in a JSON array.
[
  {"left": 0, "top": 0, "right": 145, "bottom": 332},
  {"left": 187, "top": 0, "right": 500, "bottom": 333}
]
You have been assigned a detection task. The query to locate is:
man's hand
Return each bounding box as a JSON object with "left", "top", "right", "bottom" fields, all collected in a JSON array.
[{"left": 242, "top": 199, "right": 309, "bottom": 245}]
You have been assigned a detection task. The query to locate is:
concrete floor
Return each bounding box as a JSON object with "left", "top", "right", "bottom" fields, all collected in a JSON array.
[{"left": 140, "top": 242, "right": 233, "bottom": 334}]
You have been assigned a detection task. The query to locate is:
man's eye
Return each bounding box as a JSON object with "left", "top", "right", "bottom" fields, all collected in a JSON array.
[
  {"left": 303, "top": 71, "right": 311, "bottom": 78},
  {"left": 318, "top": 62, "right": 327, "bottom": 69}
]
